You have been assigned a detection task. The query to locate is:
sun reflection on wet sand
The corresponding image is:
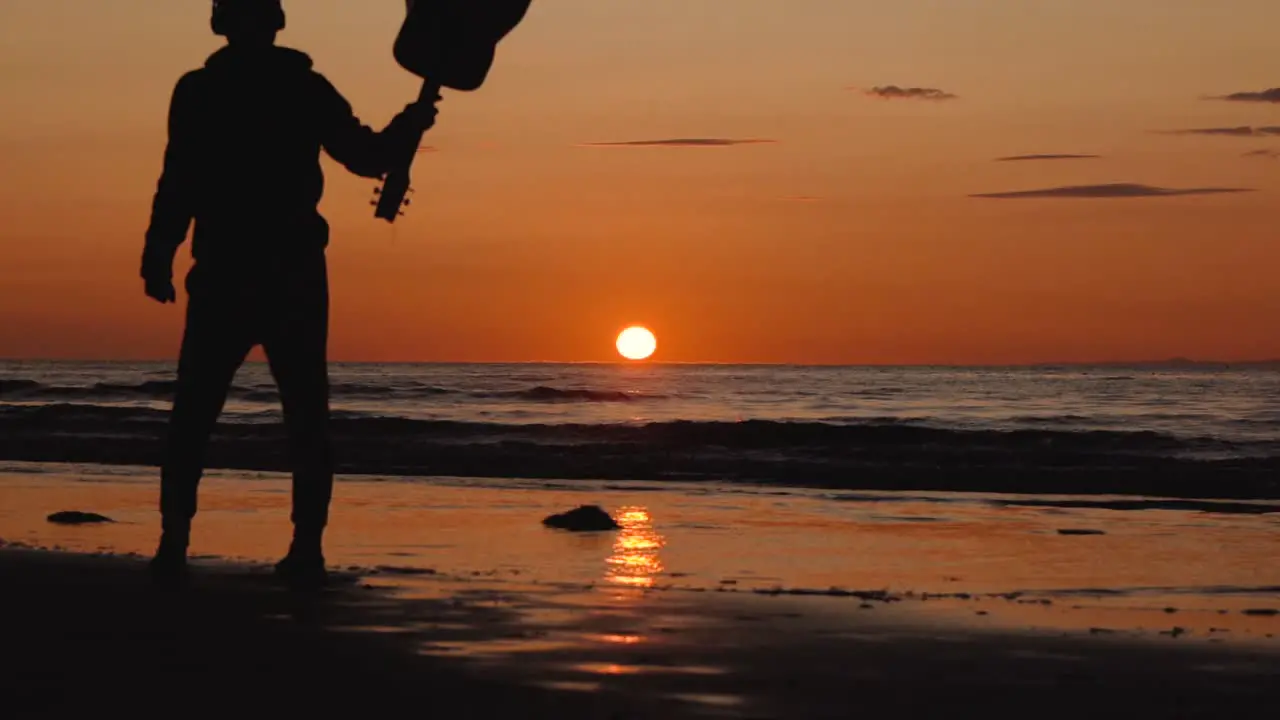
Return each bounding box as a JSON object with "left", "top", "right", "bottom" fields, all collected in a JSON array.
[
  {"left": 571, "top": 662, "right": 643, "bottom": 676},
  {"left": 587, "top": 633, "right": 645, "bottom": 645},
  {"left": 606, "top": 507, "right": 665, "bottom": 588}
]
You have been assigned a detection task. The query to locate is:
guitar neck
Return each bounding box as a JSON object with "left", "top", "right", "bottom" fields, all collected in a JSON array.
[
  {"left": 374, "top": 79, "right": 442, "bottom": 223},
  {"left": 417, "top": 79, "right": 443, "bottom": 104}
]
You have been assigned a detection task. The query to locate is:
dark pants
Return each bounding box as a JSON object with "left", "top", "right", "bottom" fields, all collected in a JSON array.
[{"left": 160, "top": 254, "right": 332, "bottom": 541}]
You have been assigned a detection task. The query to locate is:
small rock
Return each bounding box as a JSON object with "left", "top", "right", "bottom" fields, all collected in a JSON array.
[
  {"left": 47, "top": 511, "right": 114, "bottom": 525},
  {"left": 542, "top": 505, "right": 620, "bottom": 532},
  {"left": 1057, "top": 529, "right": 1106, "bottom": 536},
  {"left": 1243, "top": 608, "right": 1279, "bottom": 617}
]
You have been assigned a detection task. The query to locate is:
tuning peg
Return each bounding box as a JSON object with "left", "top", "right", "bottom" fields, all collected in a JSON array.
[
  {"left": 370, "top": 200, "right": 377, "bottom": 206},
  {"left": 373, "top": 187, "right": 382, "bottom": 195},
  {"left": 403, "top": 198, "right": 411, "bottom": 207}
]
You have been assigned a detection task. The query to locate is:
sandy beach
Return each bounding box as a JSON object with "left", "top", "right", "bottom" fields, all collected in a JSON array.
[{"left": 3, "top": 463, "right": 1279, "bottom": 718}]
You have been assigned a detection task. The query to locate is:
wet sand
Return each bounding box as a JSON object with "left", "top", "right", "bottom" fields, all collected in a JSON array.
[
  {"left": 3, "top": 463, "right": 1279, "bottom": 717},
  {"left": 4, "top": 463, "right": 1277, "bottom": 607},
  {"left": 3, "top": 547, "right": 1280, "bottom": 719}
]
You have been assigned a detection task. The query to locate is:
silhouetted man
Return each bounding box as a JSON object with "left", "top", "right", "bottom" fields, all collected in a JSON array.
[{"left": 142, "top": 0, "right": 436, "bottom": 588}]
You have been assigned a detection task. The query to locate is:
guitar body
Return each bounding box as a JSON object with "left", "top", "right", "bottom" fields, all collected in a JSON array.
[
  {"left": 395, "top": 0, "right": 532, "bottom": 91},
  {"left": 374, "top": 0, "right": 534, "bottom": 222}
]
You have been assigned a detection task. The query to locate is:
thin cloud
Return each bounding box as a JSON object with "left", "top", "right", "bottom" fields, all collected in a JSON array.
[
  {"left": 1210, "top": 88, "right": 1280, "bottom": 104},
  {"left": 861, "top": 85, "right": 958, "bottom": 101},
  {"left": 995, "top": 154, "right": 1100, "bottom": 162},
  {"left": 577, "top": 138, "right": 777, "bottom": 148},
  {"left": 971, "top": 183, "right": 1255, "bottom": 199},
  {"left": 1157, "top": 126, "right": 1280, "bottom": 137}
]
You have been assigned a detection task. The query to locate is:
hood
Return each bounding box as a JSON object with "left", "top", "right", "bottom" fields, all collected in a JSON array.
[{"left": 204, "top": 44, "right": 314, "bottom": 74}]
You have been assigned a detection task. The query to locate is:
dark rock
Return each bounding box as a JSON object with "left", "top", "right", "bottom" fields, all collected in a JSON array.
[
  {"left": 541, "top": 505, "right": 620, "bottom": 532},
  {"left": 47, "top": 511, "right": 114, "bottom": 525},
  {"left": 1057, "top": 529, "right": 1106, "bottom": 536},
  {"left": 1243, "top": 608, "right": 1279, "bottom": 617}
]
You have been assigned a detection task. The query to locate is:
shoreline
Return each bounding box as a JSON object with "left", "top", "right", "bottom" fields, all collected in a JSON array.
[{"left": 4, "top": 463, "right": 1278, "bottom": 606}]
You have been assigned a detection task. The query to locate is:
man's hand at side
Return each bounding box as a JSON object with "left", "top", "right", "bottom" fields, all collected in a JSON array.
[
  {"left": 141, "top": 246, "right": 178, "bottom": 304},
  {"left": 144, "top": 274, "right": 177, "bottom": 304}
]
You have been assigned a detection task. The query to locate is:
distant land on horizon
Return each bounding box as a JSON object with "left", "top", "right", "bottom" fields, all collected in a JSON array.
[{"left": 1028, "top": 358, "right": 1280, "bottom": 370}]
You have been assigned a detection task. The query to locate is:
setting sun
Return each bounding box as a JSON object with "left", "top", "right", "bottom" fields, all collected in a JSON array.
[{"left": 616, "top": 327, "right": 657, "bottom": 361}]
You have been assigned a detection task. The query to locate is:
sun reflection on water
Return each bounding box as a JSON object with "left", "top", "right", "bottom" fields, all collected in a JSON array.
[{"left": 606, "top": 507, "right": 665, "bottom": 588}]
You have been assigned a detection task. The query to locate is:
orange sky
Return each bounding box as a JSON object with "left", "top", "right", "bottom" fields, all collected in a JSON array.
[{"left": 1, "top": 0, "right": 1278, "bottom": 364}]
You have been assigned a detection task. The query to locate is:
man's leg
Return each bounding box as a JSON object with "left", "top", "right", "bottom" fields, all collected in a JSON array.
[
  {"left": 261, "top": 254, "right": 333, "bottom": 584},
  {"left": 153, "top": 287, "right": 253, "bottom": 575}
]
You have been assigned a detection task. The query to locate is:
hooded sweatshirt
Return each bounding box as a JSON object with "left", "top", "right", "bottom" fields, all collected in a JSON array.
[{"left": 143, "top": 44, "right": 423, "bottom": 282}]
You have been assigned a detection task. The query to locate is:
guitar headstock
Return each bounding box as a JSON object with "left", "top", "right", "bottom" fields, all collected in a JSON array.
[{"left": 371, "top": 182, "right": 415, "bottom": 220}]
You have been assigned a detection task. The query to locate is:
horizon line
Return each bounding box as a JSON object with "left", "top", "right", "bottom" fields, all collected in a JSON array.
[{"left": 1, "top": 357, "right": 1276, "bottom": 368}]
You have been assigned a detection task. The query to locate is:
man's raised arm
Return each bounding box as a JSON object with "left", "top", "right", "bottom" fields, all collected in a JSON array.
[{"left": 312, "top": 74, "right": 436, "bottom": 179}]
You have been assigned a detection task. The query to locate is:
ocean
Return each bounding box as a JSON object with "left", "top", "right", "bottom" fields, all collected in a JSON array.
[
  {"left": 2, "top": 360, "right": 1278, "bottom": 622},
  {"left": 1, "top": 360, "right": 1277, "bottom": 499}
]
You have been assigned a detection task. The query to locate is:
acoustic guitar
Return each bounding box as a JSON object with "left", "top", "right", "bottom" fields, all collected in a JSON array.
[{"left": 373, "top": 0, "right": 534, "bottom": 222}]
